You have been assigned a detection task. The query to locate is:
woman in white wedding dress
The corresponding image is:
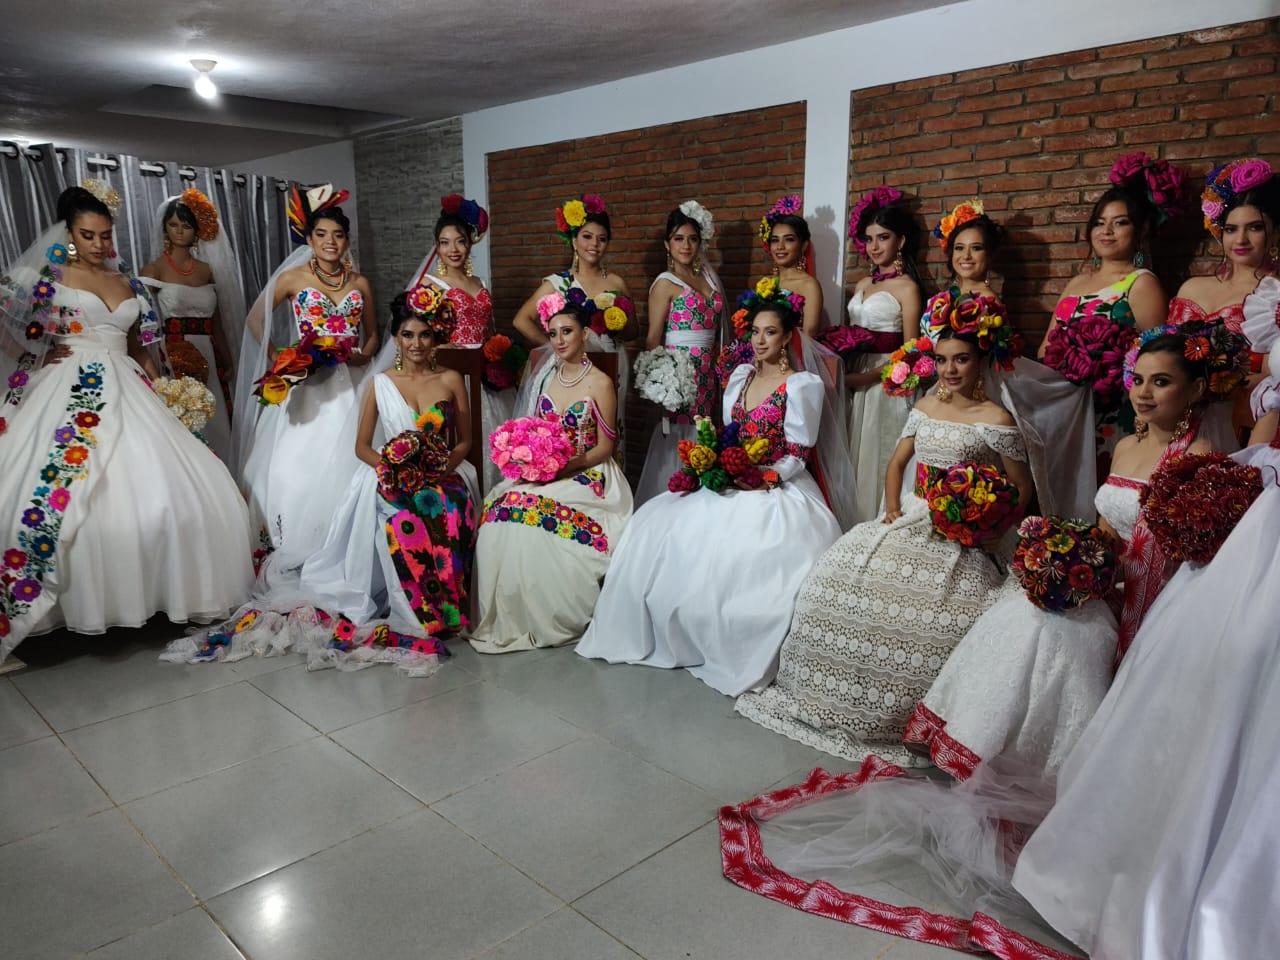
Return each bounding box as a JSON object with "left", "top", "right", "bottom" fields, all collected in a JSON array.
[
  {"left": 578, "top": 290, "right": 843, "bottom": 696},
  {"left": 906, "top": 331, "right": 1212, "bottom": 780},
  {"left": 139, "top": 189, "right": 243, "bottom": 461},
  {"left": 0, "top": 186, "right": 252, "bottom": 664}
]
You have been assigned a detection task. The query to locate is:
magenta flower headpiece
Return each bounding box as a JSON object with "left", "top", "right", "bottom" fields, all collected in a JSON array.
[
  {"left": 1109, "top": 152, "right": 1187, "bottom": 227},
  {"left": 848, "top": 186, "right": 905, "bottom": 256}
]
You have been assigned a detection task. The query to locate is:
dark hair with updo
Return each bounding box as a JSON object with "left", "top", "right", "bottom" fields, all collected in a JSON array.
[
  {"left": 1086, "top": 185, "right": 1153, "bottom": 252},
  {"left": 162, "top": 199, "right": 198, "bottom": 233},
  {"left": 57, "top": 186, "right": 112, "bottom": 231},
  {"left": 747, "top": 301, "right": 801, "bottom": 333},
  {"left": 1225, "top": 177, "right": 1280, "bottom": 229},
  {"left": 434, "top": 212, "right": 475, "bottom": 245},
  {"left": 767, "top": 213, "right": 811, "bottom": 245},
  {"left": 665, "top": 207, "right": 703, "bottom": 240},
  {"left": 1134, "top": 332, "right": 1208, "bottom": 386},
  {"left": 306, "top": 206, "right": 351, "bottom": 236},
  {"left": 931, "top": 323, "right": 985, "bottom": 353},
  {"left": 947, "top": 215, "right": 1005, "bottom": 276},
  {"left": 579, "top": 211, "right": 611, "bottom": 241},
  {"left": 858, "top": 204, "right": 924, "bottom": 285},
  {"left": 548, "top": 302, "right": 594, "bottom": 329}
]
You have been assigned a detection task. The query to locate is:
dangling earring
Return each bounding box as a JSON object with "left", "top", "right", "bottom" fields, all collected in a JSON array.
[
  {"left": 436, "top": 258, "right": 448, "bottom": 277},
  {"left": 163, "top": 238, "right": 172, "bottom": 254},
  {"left": 1090, "top": 255, "right": 1102, "bottom": 271},
  {"left": 428, "top": 347, "right": 438, "bottom": 371},
  {"left": 600, "top": 257, "right": 608, "bottom": 278},
  {"left": 971, "top": 376, "right": 986, "bottom": 403},
  {"left": 936, "top": 382, "right": 953, "bottom": 403},
  {"left": 571, "top": 252, "right": 580, "bottom": 274},
  {"left": 798, "top": 255, "right": 807, "bottom": 272},
  {"left": 342, "top": 252, "right": 354, "bottom": 272},
  {"left": 779, "top": 352, "right": 791, "bottom": 374},
  {"left": 1134, "top": 250, "right": 1147, "bottom": 269},
  {"left": 464, "top": 256, "right": 474, "bottom": 278},
  {"left": 66, "top": 239, "right": 79, "bottom": 263},
  {"left": 394, "top": 348, "right": 403, "bottom": 372},
  {"left": 893, "top": 253, "right": 904, "bottom": 275},
  {"left": 693, "top": 256, "right": 704, "bottom": 276},
  {"left": 1173, "top": 407, "right": 1192, "bottom": 442},
  {"left": 666, "top": 252, "right": 674, "bottom": 272},
  {"left": 1216, "top": 252, "right": 1232, "bottom": 280},
  {"left": 771, "top": 263, "right": 779, "bottom": 277},
  {"left": 1268, "top": 244, "right": 1280, "bottom": 268},
  {"left": 1134, "top": 417, "right": 1149, "bottom": 440}
]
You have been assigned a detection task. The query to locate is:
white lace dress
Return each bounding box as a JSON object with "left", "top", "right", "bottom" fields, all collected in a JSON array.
[
  {"left": 735, "top": 409, "right": 1026, "bottom": 767},
  {"left": 902, "top": 481, "right": 1139, "bottom": 781},
  {"left": 845, "top": 289, "right": 911, "bottom": 524}
]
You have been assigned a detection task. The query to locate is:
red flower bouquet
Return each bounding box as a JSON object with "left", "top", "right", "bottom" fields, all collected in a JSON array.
[
  {"left": 1141, "top": 452, "right": 1263, "bottom": 564},
  {"left": 920, "top": 461, "right": 1021, "bottom": 547},
  {"left": 1012, "top": 515, "right": 1119, "bottom": 611}
]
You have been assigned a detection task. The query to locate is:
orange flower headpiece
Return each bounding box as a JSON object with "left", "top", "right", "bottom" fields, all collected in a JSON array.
[
  {"left": 933, "top": 199, "right": 985, "bottom": 251},
  {"left": 179, "top": 188, "right": 220, "bottom": 242}
]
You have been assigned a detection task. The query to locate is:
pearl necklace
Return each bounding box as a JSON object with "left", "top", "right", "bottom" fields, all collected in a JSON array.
[{"left": 556, "top": 356, "right": 593, "bottom": 388}]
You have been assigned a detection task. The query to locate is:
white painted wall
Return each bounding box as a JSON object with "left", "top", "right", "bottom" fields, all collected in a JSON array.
[
  {"left": 235, "top": 139, "right": 360, "bottom": 250},
  {"left": 462, "top": 0, "right": 1276, "bottom": 313}
]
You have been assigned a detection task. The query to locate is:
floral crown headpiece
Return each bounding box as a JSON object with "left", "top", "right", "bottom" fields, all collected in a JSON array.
[
  {"left": 535, "top": 288, "right": 629, "bottom": 335},
  {"left": 924, "top": 287, "right": 1021, "bottom": 370},
  {"left": 678, "top": 200, "right": 715, "bottom": 242},
  {"left": 554, "top": 194, "right": 607, "bottom": 245},
  {"left": 1201, "top": 158, "right": 1274, "bottom": 240},
  {"left": 1122, "top": 321, "right": 1249, "bottom": 398},
  {"left": 287, "top": 182, "right": 350, "bottom": 244},
  {"left": 729, "top": 275, "right": 805, "bottom": 339},
  {"left": 81, "top": 178, "right": 121, "bottom": 216},
  {"left": 1108, "top": 152, "right": 1186, "bottom": 227},
  {"left": 440, "top": 193, "right": 489, "bottom": 241},
  {"left": 757, "top": 195, "right": 802, "bottom": 245},
  {"left": 933, "top": 199, "right": 985, "bottom": 250},
  {"left": 404, "top": 283, "right": 457, "bottom": 340},
  {"left": 848, "top": 185, "right": 905, "bottom": 256},
  {"left": 179, "top": 188, "right": 219, "bottom": 242}
]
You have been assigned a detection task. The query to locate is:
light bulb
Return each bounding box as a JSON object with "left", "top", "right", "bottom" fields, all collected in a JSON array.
[{"left": 194, "top": 74, "right": 218, "bottom": 99}]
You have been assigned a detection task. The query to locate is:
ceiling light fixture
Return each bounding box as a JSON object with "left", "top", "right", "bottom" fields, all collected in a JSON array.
[{"left": 191, "top": 59, "right": 218, "bottom": 100}]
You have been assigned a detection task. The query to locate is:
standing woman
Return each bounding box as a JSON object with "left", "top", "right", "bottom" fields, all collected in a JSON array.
[
  {"left": 760, "top": 195, "right": 823, "bottom": 336},
  {"left": 404, "top": 194, "right": 513, "bottom": 492},
  {"left": 1171, "top": 158, "right": 1279, "bottom": 450},
  {"left": 234, "top": 185, "right": 379, "bottom": 584},
  {"left": 470, "top": 298, "right": 633, "bottom": 652},
  {"left": 1039, "top": 152, "right": 1183, "bottom": 478},
  {"left": 139, "top": 188, "right": 243, "bottom": 461},
  {"left": 843, "top": 186, "right": 924, "bottom": 522},
  {"left": 633, "top": 201, "right": 724, "bottom": 505},
  {"left": 0, "top": 185, "right": 252, "bottom": 665}
]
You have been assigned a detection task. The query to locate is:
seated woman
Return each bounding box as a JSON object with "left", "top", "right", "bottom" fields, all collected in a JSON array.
[
  {"left": 0, "top": 186, "right": 253, "bottom": 666},
  {"left": 577, "top": 286, "right": 842, "bottom": 696},
  {"left": 468, "top": 298, "right": 632, "bottom": 653},
  {"left": 907, "top": 330, "right": 1213, "bottom": 780},
  {"left": 164, "top": 289, "right": 476, "bottom": 675},
  {"left": 736, "top": 310, "right": 1031, "bottom": 766}
]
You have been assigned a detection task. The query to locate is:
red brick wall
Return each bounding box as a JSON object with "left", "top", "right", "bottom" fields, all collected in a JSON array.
[
  {"left": 487, "top": 102, "right": 806, "bottom": 475},
  {"left": 848, "top": 17, "right": 1279, "bottom": 345}
]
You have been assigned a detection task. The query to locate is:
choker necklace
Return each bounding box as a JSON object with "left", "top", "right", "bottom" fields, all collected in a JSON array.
[
  {"left": 871, "top": 266, "right": 902, "bottom": 283},
  {"left": 164, "top": 249, "right": 195, "bottom": 277},
  {"left": 556, "top": 356, "right": 593, "bottom": 388},
  {"left": 310, "top": 256, "right": 349, "bottom": 290}
]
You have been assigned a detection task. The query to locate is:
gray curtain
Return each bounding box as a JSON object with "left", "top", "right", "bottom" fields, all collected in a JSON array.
[{"left": 0, "top": 140, "right": 289, "bottom": 309}]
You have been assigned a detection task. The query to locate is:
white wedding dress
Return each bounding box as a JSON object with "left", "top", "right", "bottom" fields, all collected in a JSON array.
[
  {"left": 577, "top": 366, "right": 841, "bottom": 696},
  {"left": 140, "top": 278, "right": 233, "bottom": 461},
  {"left": 0, "top": 286, "right": 253, "bottom": 663},
  {"left": 1012, "top": 443, "right": 1280, "bottom": 959}
]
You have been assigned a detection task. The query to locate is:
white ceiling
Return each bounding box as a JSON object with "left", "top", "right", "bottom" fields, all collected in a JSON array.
[{"left": 0, "top": 0, "right": 957, "bottom": 166}]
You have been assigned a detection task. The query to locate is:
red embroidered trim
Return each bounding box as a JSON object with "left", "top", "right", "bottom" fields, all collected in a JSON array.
[
  {"left": 1104, "top": 475, "right": 1147, "bottom": 492},
  {"left": 901, "top": 703, "right": 982, "bottom": 782},
  {"left": 719, "top": 759, "right": 1078, "bottom": 960}
]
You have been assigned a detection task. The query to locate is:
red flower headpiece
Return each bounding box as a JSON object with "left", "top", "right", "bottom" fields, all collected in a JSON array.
[{"left": 1109, "top": 152, "right": 1186, "bottom": 227}]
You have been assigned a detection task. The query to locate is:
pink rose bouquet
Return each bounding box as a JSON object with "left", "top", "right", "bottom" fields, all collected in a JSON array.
[{"left": 489, "top": 416, "right": 575, "bottom": 483}]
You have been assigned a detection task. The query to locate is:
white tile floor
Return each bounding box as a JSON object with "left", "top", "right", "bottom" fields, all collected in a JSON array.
[{"left": 2, "top": 619, "right": 1047, "bottom": 960}]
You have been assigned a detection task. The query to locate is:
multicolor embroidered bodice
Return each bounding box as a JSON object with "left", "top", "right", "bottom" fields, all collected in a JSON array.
[
  {"left": 659, "top": 274, "right": 721, "bottom": 421},
  {"left": 1051, "top": 269, "right": 1145, "bottom": 335},
  {"left": 731, "top": 374, "right": 808, "bottom": 466},
  {"left": 667, "top": 284, "right": 722, "bottom": 335},
  {"left": 537, "top": 393, "right": 615, "bottom": 455},
  {"left": 293, "top": 287, "right": 362, "bottom": 341},
  {"left": 445, "top": 286, "right": 492, "bottom": 346}
]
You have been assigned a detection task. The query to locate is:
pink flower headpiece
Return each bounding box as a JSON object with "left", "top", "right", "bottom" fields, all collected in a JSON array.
[
  {"left": 554, "top": 194, "right": 607, "bottom": 244},
  {"left": 848, "top": 186, "right": 905, "bottom": 256},
  {"left": 1109, "top": 152, "right": 1187, "bottom": 227},
  {"left": 536, "top": 292, "right": 567, "bottom": 332},
  {"left": 757, "top": 195, "right": 803, "bottom": 246},
  {"left": 1201, "top": 158, "right": 1274, "bottom": 240}
]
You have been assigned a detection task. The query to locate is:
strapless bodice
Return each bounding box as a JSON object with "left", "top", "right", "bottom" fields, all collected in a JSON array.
[
  {"left": 142, "top": 278, "right": 217, "bottom": 319},
  {"left": 847, "top": 289, "right": 903, "bottom": 333},
  {"left": 1096, "top": 477, "right": 1143, "bottom": 543}
]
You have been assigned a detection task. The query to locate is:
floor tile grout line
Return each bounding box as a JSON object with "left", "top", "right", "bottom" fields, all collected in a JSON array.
[
  {"left": 563, "top": 903, "right": 650, "bottom": 958},
  {"left": 566, "top": 814, "right": 717, "bottom": 906}
]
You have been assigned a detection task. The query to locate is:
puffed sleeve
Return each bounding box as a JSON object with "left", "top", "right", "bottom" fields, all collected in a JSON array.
[
  {"left": 773, "top": 371, "right": 824, "bottom": 481},
  {"left": 721, "top": 363, "right": 753, "bottom": 423}
]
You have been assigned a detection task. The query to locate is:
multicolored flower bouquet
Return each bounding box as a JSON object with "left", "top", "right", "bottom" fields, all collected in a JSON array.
[
  {"left": 1011, "top": 515, "right": 1119, "bottom": 612},
  {"left": 1041, "top": 302, "right": 1134, "bottom": 408},
  {"left": 376, "top": 418, "right": 452, "bottom": 507},
  {"left": 881, "top": 336, "right": 937, "bottom": 397},
  {"left": 634, "top": 346, "right": 697, "bottom": 412},
  {"left": 152, "top": 375, "right": 215, "bottom": 437},
  {"left": 481, "top": 333, "right": 528, "bottom": 392},
  {"left": 1141, "top": 452, "right": 1263, "bottom": 565},
  {"left": 252, "top": 332, "right": 354, "bottom": 406},
  {"left": 668, "top": 416, "right": 779, "bottom": 495},
  {"left": 918, "top": 461, "right": 1021, "bottom": 547},
  {"left": 489, "top": 416, "right": 575, "bottom": 483}
]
